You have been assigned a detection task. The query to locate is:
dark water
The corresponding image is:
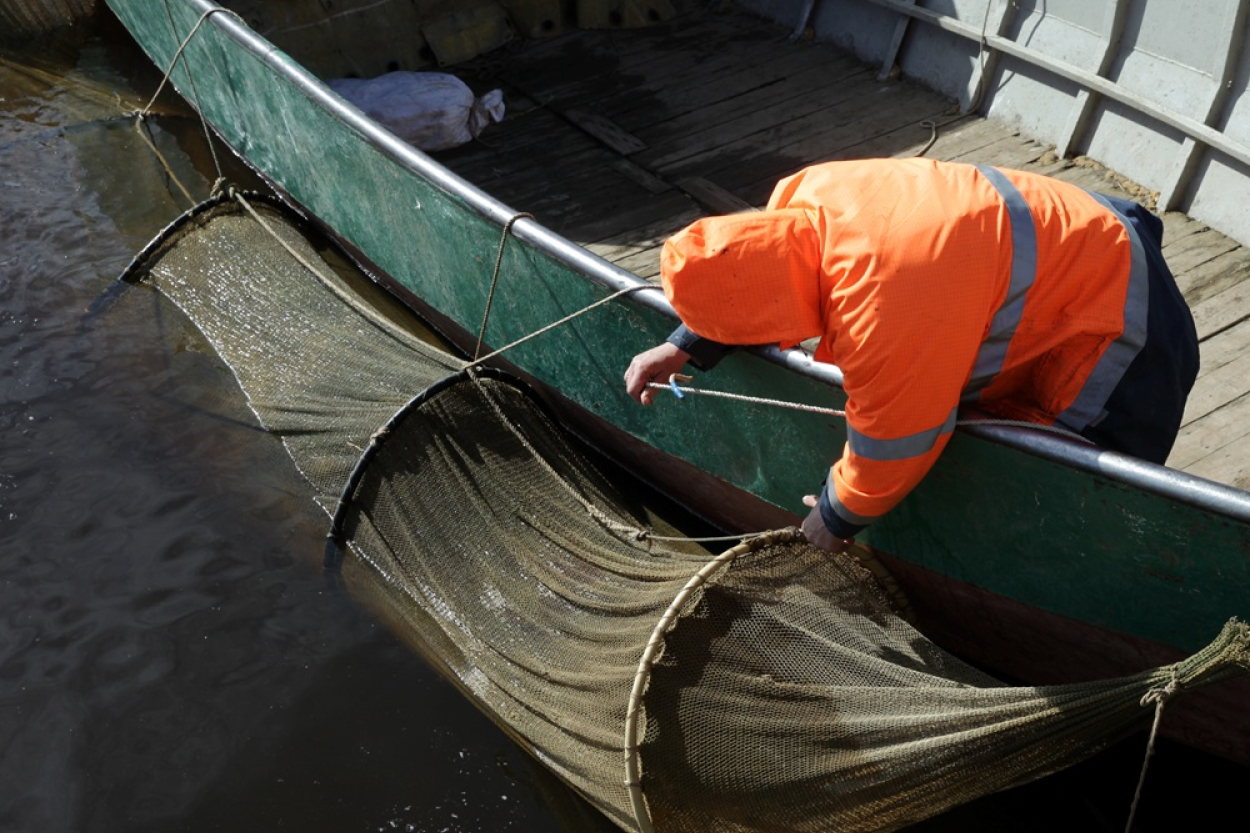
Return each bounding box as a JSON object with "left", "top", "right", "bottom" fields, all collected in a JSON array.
[
  {"left": 0, "top": 14, "right": 618, "bottom": 833},
  {"left": 0, "top": 12, "right": 1241, "bottom": 833}
]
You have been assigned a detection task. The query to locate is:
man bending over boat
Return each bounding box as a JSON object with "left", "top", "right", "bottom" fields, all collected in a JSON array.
[{"left": 623, "top": 158, "right": 1198, "bottom": 554}]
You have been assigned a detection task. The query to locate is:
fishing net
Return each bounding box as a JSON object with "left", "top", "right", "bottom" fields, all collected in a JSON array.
[{"left": 122, "top": 193, "right": 1250, "bottom": 833}]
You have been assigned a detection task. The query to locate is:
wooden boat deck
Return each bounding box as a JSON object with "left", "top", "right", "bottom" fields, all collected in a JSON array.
[{"left": 437, "top": 2, "right": 1250, "bottom": 490}]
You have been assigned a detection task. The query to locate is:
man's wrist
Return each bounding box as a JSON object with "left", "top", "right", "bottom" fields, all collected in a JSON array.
[
  {"left": 801, "top": 503, "right": 853, "bottom": 553},
  {"left": 817, "top": 478, "right": 867, "bottom": 540}
]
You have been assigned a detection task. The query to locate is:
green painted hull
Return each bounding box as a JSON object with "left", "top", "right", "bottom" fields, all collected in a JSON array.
[{"left": 106, "top": 0, "right": 1250, "bottom": 758}]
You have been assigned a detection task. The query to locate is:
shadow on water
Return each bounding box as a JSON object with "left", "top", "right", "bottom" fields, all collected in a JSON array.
[{"left": 0, "top": 8, "right": 1241, "bottom": 833}]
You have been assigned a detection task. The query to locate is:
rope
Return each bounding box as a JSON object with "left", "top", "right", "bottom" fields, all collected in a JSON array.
[
  {"left": 915, "top": 0, "right": 994, "bottom": 156},
  {"left": 644, "top": 380, "right": 1094, "bottom": 443},
  {"left": 144, "top": 4, "right": 242, "bottom": 184},
  {"left": 140, "top": 8, "right": 232, "bottom": 115},
  {"left": 125, "top": 5, "right": 243, "bottom": 208},
  {"left": 1123, "top": 670, "right": 1181, "bottom": 833},
  {"left": 463, "top": 283, "right": 664, "bottom": 371},
  {"left": 131, "top": 115, "right": 197, "bottom": 205},
  {"left": 468, "top": 367, "right": 754, "bottom": 547},
  {"left": 474, "top": 212, "right": 535, "bottom": 360},
  {"left": 647, "top": 379, "right": 845, "bottom": 417},
  {"left": 168, "top": 5, "right": 230, "bottom": 184}
]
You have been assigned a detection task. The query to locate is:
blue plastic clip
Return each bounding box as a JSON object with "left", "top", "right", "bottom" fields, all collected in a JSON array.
[{"left": 669, "top": 376, "right": 685, "bottom": 399}]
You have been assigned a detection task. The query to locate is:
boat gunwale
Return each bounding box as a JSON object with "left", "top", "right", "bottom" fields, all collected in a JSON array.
[{"left": 159, "top": 0, "right": 1250, "bottom": 527}]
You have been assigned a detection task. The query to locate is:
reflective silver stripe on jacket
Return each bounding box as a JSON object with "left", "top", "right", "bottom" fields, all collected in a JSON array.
[
  {"left": 961, "top": 166, "right": 1149, "bottom": 433},
  {"left": 1054, "top": 192, "right": 1150, "bottom": 432},
  {"left": 847, "top": 406, "right": 959, "bottom": 461},
  {"left": 825, "top": 471, "right": 881, "bottom": 527},
  {"left": 963, "top": 164, "right": 1038, "bottom": 400}
]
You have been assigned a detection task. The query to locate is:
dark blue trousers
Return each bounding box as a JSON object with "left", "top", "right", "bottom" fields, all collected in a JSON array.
[{"left": 1078, "top": 197, "right": 1199, "bottom": 464}]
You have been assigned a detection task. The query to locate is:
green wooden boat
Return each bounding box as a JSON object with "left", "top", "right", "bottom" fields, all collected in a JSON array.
[{"left": 103, "top": 0, "right": 1250, "bottom": 764}]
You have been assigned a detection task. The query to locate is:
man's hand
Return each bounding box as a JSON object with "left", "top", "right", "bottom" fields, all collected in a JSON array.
[
  {"left": 800, "top": 494, "right": 853, "bottom": 554},
  {"left": 624, "top": 342, "right": 691, "bottom": 405}
]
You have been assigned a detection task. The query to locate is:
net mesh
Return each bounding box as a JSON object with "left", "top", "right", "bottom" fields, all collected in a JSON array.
[{"left": 125, "top": 194, "right": 1250, "bottom": 833}]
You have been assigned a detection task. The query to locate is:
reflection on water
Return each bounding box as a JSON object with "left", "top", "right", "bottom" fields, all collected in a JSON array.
[{"left": 0, "top": 10, "right": 1241, "bottom": 833}]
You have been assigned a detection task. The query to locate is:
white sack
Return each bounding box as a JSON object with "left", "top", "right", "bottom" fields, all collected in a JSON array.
[{"left": 327, "top": 71, "right": 505, "bottom": 152}]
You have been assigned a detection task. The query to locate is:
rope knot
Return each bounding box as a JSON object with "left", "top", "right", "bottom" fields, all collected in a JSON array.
[{"left": 1140, "top": 671, "right": 1182, "bottom": 709}]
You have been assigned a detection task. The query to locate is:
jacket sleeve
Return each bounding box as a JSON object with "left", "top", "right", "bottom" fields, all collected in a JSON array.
[
  {"left": 666, "top": 324, "right": 738, "bottom": 371},
  {"left": 822, "top": 287, "right": 989, "bottom": 536}
]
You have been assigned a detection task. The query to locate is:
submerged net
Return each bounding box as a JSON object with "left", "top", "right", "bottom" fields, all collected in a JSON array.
[{"left": 124, "top": 194, "right": 1250, "bottom": 833}]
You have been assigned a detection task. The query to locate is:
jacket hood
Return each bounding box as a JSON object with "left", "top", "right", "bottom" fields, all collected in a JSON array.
[{"left": 660, "top": 209, "right": 824, "bottom": 348}]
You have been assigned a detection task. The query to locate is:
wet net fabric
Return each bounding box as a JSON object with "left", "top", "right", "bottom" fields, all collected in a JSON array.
[
  {"left": 124, "top": 195, "right": 462, "bottom": 509},
  {"left": 125, "top": 195, "right": 1250, "bottom": 833}
]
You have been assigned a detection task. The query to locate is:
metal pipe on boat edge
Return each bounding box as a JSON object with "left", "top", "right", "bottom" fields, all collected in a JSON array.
[
  {"left": 322, "top": 366, "right": 546, "bottom": 585},
  {"left": 963, "top": 421, "right": 1250, "bottom": 523}
]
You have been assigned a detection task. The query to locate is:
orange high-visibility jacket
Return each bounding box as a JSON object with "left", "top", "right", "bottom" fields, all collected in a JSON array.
[{"left": 661, "top": 158, "right": 1152, "bottom": 533}]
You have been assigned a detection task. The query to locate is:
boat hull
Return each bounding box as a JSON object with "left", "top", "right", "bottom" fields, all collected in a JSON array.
[{"left": 105, "top": 0, "right": 1250, "bottom": 763}]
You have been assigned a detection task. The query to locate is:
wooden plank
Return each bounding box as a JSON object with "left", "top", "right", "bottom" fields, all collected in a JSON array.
[
  {"left": 563, "top": 107, "right": 648, "bottom": 154},
  {"left": 1193, "top": 315, "right": 1250, "bottom": 375},
  {"left": 542, "top": 188, "right": 696, "bottom": 245},
  {"left": 1189, "top": 276, "right": 1250, "bottom": 340},
  {"left": 1179, "top": 341, "right": 1250, "bottom": 425},
  {"left": 608, "top": 158, "right": 672, "bottom": 194},
  {"left": 1161, "top": 227, "right": 1241, "bottom": 277},
  {"left": 900, "top": 114, "right": 1007, "bottom": 159},
  {"left": 630, "top": 62, "right": 879, "bottom": 170},
  {"left": 1172, "top": 246, "right": 1250, "bottom": 306},
  {"left": 1185, "top": 435, "right": 1250, "bottom": 490},
  {"left": 703, "top": 82, "right": 952, "bottom": 197},
  {"left": 633, "top": 67, "right": 894, "bottom": 172},
  {"left": 1171, "top": 391, "right": 1250, "bottom": 486},
  {"left": 944, "top": 133, "right": 1050, "bottom": 169},
  {"left": 598, "top": 243, "right": 666, "bottom": 279},
  {"left": 1045, "top": 162, "right": 1139, "bottom": 202},
  {"left": 1016, "top": 151, "right": 1079, "bottom": 180},
  {"left": 675, "top": 176, "right": 757, "bottom": 214},
  {"left": 589, "top": 202, "right": 703, "bottom": 247},
  {"left": 495, "top": 9, "right": 790, "bottom": 108},
  {"left": 1159, "top": 210, "right": 1210, "bottom": 246},
  {"left": 728, "top": 107, "right": 979, "bottom": 203},
  {"left": 604, "top": 44, "right": 867, "bottom": 130},
  {"left": 454, "top": 141, "right": 611, "bottom": 205},
  {"left": 588, "top": 237, "right": 658, "bottom": 265},
  {"left": 443, "top": 98, "right": 591, "bottom": 175},
  {"left": 527, "top": 169, "right": 674, "bottom": 230}
]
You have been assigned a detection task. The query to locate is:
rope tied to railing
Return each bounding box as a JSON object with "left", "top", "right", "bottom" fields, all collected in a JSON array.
[
  {"left": 475, "top": 211, "right": 535, "bottom": 360},
  {"left": 139, "top": 8, "right": 242, "bottom": 117},
  {"left": 130, "top": 4, "right": 244, "bottom": 203}
]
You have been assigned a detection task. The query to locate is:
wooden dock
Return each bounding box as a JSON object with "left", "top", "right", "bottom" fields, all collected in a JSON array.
[{"left": 438, "top": 2, "right": 1250, "bottom": 490}]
